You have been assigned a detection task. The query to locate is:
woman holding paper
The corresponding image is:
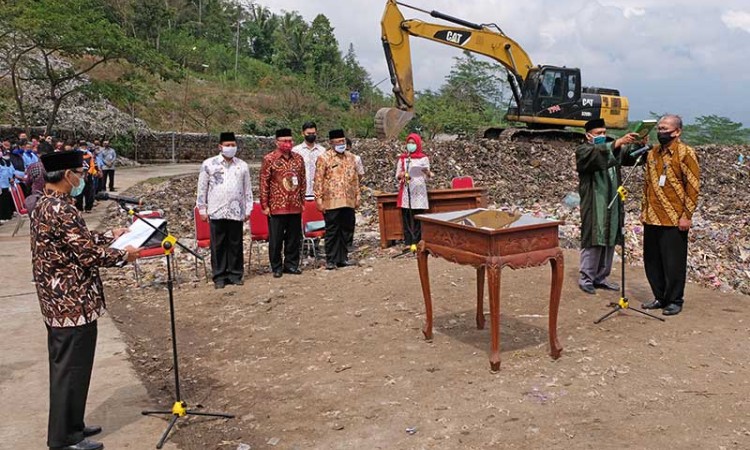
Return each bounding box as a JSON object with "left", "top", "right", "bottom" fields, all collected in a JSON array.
[{"left": 395, "top": 133, "right": 432, "bottom": 250}]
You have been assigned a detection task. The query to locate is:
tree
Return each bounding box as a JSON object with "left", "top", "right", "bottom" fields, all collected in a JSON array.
[
  {"left": 244, "top": 4, "right": 278, "bottom": 64},
  {"left": 682, "top": 115, "right": 750, "bottom": 145},
  {"left": 412, "top": 51, "right": 511, "bottom": 137},
  {"left": 0, "top": 0, "right": 176, "bottom": 134},
  {"left": 305, "top": 14, "right": 342, "bottom": 85},
  {"left": 271, "top": 11, "right": 309, "bottom": 73}
]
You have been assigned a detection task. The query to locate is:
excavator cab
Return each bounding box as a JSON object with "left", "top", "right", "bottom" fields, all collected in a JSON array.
[{"left": 508, "top": 66, "right": 583, "bottom": 128}]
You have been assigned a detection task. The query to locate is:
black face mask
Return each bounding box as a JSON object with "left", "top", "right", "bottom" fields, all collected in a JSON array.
[
  {"left": 304, "top": 134, "right": 317, "bottom": 143},
  {"left": 657, "top": 132, "right": 675, "bottom": 146}
]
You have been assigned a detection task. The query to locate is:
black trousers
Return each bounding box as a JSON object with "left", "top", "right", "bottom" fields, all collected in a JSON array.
[
  {"left": 268, "top": 213, "right": 302, "bottom": 272},
  {"left": 401, "top": 208, "right": 426, "bottom": 246},
  {"left": 347, "top": 210, "right": 356, "bottom": 248},
  {"left": 47, "top": 321, "right": 98, "bottom": 448},
  {"left": 209, "top": 219, "right": 244, "bottom": 283},
  {"left": 103, "top": 170, "right": 115, "bottom": 191},
  {"left": 0, "top": 187, "right": 13, "bottom": 219},
  {"left": 644, "top": 224, "right": 688, "bottom": 306},
  {"left": 74, "top": 174, "right": 95, "bottom": 211},
  {"left": 324, "top": 207, "right": 355, "bottom": 265}
]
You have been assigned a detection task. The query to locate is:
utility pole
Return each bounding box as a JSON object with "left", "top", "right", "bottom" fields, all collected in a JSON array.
[{"left": 234, "top": 3, "right": 241, "bottom": 80}]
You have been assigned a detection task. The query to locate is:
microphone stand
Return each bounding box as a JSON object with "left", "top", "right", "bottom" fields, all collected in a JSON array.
[
  {"left": 594, "top": 152, "right": 665, "bottom": 324},
  {"left": 118, "top": 201, "right": 234, "bottom": 448}
]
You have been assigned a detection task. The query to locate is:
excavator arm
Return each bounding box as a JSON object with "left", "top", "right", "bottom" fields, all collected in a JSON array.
[{"left": 376, "top": 0, "right": 534, "bottom": 138}]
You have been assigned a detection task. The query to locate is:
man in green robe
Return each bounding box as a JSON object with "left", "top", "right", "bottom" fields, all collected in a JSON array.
[{"left": 576, "top": 118, "right": 640, "bottom": 294}]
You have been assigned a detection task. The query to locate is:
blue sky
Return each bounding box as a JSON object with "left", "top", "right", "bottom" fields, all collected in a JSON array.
[{"left": 260, "top": 0, "right": 750, "bottom": 126}]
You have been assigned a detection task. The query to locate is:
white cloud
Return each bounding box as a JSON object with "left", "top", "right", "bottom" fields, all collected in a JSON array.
[{"left": 722, "top": 10, "right": 750, "bottom": 32}]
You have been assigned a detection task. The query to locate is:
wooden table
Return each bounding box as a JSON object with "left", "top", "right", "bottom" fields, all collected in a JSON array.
[
  {"left": 415, "top": 209, "right": 564, "bottom": 371},
  {"left": 375, "top": 188, "right": 488, "bottom": 248}
]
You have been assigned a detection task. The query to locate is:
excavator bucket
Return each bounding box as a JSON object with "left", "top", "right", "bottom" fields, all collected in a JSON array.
[{"left": 375, "top": 107, "right": 414, "bottom": 140}]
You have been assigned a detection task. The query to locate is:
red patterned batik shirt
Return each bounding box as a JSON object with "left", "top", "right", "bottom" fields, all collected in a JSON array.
[{"left": 259, "top": 150, "right": 306, "bottom": 215}]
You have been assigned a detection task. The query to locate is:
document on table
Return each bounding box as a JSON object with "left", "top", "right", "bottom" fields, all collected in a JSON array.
[{"left": 110, "top": 218, "right": 165, "bottom": 250}]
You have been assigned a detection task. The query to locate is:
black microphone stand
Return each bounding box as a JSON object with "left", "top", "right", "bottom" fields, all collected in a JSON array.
[
  {"left": 594, "top": 153, "right": 665, "bottom": 324},
  {"left": 117, "top": 201, "right": 234, "bottom": 448}
]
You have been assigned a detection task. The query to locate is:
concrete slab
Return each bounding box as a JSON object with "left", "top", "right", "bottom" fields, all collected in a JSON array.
[{"left": 0, "top": 164, "right": 200, "bottom": 449}]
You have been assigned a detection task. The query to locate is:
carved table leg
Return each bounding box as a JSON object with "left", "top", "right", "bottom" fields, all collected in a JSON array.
[
  {"left": 417, "top": 247, "right": 433, "bottom": 340},
  {"left": 476, "top": 266, "right": 486, "bottom": 330},
  {"left": 548, "top": 251, "right": 564, "bottom": 359},
  {"left": 487, "top": 263, "right": 502, "bottom": 371}
]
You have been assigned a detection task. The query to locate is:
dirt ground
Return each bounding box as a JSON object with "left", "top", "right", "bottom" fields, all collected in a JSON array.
[{"left": 105, "top": 245, "right": 750, "bottom": 450}]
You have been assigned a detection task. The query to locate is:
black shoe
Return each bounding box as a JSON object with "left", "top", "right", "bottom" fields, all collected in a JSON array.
[
  {"left": 662, "top": 303, "right": 682, "bottom": 316},
  {"left": 594, "top": 281, "right": 620, "bottom": 291},
  {"left": 273, "top": 271, "right": 283, "bottom": 278},
  {"left": 214, "top": 282, "right": 225, "bottom": 289},
  {"left": 229, "top": 279, "right": 244, "bottom": 286},
  {"left": 641, "top": 299, "right": 664, "bottom": 309},
  {"left": 283, "top": 267, "right": 302, "bottom": 275},
  {"left": 578, "top": 284, "right": 596, "bottom": 295},
  {"left": 53, "top": 438, "right": 104, "bottom": 450},
  {"left": 336, "top": 260, "right": 356, "bottom": 268},
  {"left": 325, "top": 262, "right": 336, "bottom": 270},
  {"left": 83, "top": 425, "right": 102, "bottom": 437}
]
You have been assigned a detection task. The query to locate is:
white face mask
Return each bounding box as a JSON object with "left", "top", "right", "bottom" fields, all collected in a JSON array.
[
  {"left": 334, "top": 144, "right": 346, "bottom": 153},
  {"left": 221, "top": 146, "right": 237, "bottom": 158}
]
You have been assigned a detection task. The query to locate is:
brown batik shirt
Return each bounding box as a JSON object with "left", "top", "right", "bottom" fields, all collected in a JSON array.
[
  {"left": 314, "top": 149, "right": 360, "bottom": 210},
  {"left": 641, "top": 139, "right": 700, "bottom": 227},
  {"left": 259, "top": 150, "right": 306, "bottom": 215},
  {"left": 30, "top": 190, "right": 128, "bottom": 327}
]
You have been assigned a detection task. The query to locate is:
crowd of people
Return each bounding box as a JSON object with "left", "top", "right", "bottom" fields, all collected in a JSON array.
[
  {"left": 20, "top": 113, "right": 703, "bottom": 450},
  {"left": 0, "top": 132, "right": 118, "bottom": 222}
]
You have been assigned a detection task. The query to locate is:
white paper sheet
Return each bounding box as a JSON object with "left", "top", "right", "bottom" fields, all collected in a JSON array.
[{"left": 110, "top": 218, "right": 165, "bottom": 250}]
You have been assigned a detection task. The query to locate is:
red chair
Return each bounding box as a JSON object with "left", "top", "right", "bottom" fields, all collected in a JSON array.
[
  {"left": 193, "top": 207, "right": 210, "bottom": 280},
  {"left": 247, "top": 201, "right": 270, "bottom": 273},
  {"left": 9, "top": 181, "right": 28, "bottom": 237},
  {"left": 451, "top": 176, "right": 474, "bottom": 189},
  {"left": 131, "top": 210, "right": 179, "bottom": 286},
  {"left": 302, "top": 200, "right": 326, "bottom": 265}
]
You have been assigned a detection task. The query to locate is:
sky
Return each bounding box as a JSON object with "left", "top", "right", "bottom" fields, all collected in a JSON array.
[{"left": 258, "top": 0, "right": 750, "bottom": 126}]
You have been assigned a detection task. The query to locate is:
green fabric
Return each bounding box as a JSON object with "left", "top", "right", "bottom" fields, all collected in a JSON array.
[{"left": 575, "top": 142, "right": 622, "bottom": 247}]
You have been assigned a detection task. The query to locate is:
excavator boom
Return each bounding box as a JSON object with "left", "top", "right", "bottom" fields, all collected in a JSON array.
[
  {"left": 376, "top": 0, "right": 629, "bottom": 139},
  {"left": 377, "top": 0, "right": 533, "bottom": 138}
]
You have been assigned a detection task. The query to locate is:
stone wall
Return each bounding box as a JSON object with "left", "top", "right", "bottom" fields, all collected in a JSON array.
[{"left": 130, "top": 132, "right": 277, "bottom": 163}]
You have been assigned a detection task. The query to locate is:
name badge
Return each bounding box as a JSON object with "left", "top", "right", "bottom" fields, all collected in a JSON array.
[
  {"left": 291, "top": 176, "right": 299, "bottom": 186},
  {"left": 658, "top": 175, "right": 666, "bottom": 187}
]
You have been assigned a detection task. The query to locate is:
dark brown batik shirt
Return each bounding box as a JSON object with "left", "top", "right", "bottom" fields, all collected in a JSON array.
[{"left": 30, "top": 190, "right": 127, "bottom": 327}]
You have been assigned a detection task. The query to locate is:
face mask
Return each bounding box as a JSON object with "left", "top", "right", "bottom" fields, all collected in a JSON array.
[
  {"left": 221, "top": 146, "right": 237, "bottom": 158},
  {"left": 406, "top": 143, "right": 418, "bottom": 153},
  {"left": 68, "top": 172, "right": 85, "bottom": 197},
  {"left": 657, "top": 132, "right": 674, "bottom": 146},
  {"left": 334, "top": 144, "right": 346, "bottom": 153},
  {"left": 592, "top": 135, "right": 607, "bottom": 145},
  {"left": 2, "top": 155, "right": 9, "bottom": 160},
  {"left": 304, "top": 134, "right": 317, "bottom": 143},
  {"left": 278, "top": 142, "right": 293, "bottom": 153}
]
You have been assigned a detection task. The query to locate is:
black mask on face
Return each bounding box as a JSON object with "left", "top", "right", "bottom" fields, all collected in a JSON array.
[
  {"left": 657, "top": 131, "right": 675, "bottom": 146},
  {"left": 304, "top": 134, "right": 317, "bottom": 143}
]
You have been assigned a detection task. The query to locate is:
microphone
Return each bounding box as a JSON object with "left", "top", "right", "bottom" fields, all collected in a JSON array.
[
  {"left": 629, "top": 143, "right": 652, "bottom": 158},
  {"left": 95, "top": 192, "right": 142, "bottom": 205}
]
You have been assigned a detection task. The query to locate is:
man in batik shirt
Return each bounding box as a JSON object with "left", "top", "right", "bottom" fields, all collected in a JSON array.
[
  {"left": 260, "top": 128, "right": 306, "bottom": 278},
  {"left": 196, "top": 131, "right": 254, "bottom": 288},
  {"left": 31, "top": 150, "right": 140, "bottom": 450},
  {"left": 314, "top": 129, "right": 360, "bottom": 270}
]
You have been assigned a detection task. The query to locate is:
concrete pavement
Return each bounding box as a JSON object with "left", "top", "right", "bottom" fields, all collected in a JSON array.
[{"left": 0, "top": 164, "right": 200, "bottom": 449}]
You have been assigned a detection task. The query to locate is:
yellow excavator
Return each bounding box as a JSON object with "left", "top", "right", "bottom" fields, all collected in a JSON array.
[{"left": 376, "top": 0, "right": 630, "bottom": 139}]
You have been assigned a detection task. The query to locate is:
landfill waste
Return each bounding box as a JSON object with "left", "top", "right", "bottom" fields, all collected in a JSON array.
[{"left": 99, "top": 139, "right": 749, "bottom": 296}]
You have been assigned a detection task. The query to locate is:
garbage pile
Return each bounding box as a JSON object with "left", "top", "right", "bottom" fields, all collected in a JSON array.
[{"left": 102, "top": 139, "right": 749, "bottom": 295}]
